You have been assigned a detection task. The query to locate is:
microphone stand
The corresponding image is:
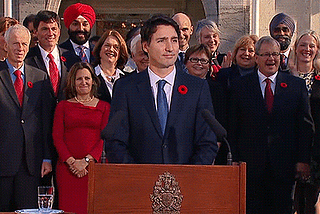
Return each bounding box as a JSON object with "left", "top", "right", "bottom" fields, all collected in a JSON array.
[
  {"left": 223, "top": 137, "right": 232, "bottom": 165},
  {"left": 101, "top": 140, "right": 107, "bottom": 163}
]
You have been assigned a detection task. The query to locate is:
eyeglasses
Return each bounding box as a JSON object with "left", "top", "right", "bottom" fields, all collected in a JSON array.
[
  {"left": 188, "top": 57, "right": 210, "bottom": 64},
  {"left": 257, "top": 52, "right": 280, "bottom": 58}
]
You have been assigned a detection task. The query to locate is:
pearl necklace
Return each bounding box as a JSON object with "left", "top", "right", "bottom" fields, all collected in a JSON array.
[{"left": 74, "top": 96, "right": 94, "bottom": 104}]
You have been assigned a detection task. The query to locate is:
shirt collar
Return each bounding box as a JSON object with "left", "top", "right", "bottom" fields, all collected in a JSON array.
[
  {"left": 6, "top": 59, "right": 25, "bottom": 75},
  {"left": 70, "top": 39, "right": 90, "bottom": 50},
  {"left": 282, "top": 48, "right": 291, "bottom": 58},
  {"left": 148, "top": 66, "right": 176, "bottom": 87},
  {"left": 38, "top": 45, "right": 59, "bottom": 61},
  {"left": 257, "top": 69, "right": 278, "bottom": 84}
]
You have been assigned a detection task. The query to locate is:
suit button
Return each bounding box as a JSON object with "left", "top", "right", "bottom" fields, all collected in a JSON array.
[
  {"left": 56, "top": 99, "right": 59, "bottom": 104},
  {"left": 163, "top": 144, "right": 167, "bottom": 149},
  {"left": 21, "top": 119, "right": 25, "bottom": 124}
]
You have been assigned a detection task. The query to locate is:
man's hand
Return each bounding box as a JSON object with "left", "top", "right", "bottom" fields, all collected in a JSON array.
[
  {"left": 296, "top": 162, "right": 311, "bottom": 180},
  {"left": 41, "top": 161, "right": 52, "bottom": 177}
]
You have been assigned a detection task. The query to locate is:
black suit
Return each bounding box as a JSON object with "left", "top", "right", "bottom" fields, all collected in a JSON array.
[
  {"left": 0, "top": 61, "right": 52, "bottom": 211},
  {"left": 228, "top": 70, "right": 313, "bottom": 214},
  {"left": 59, "top": 39, "right": 95, "bottom": 70},
  {"left": 25, "top": 45, "right": 68, "bottom": 102},
  {"left": 104, "top": 67, "right": 217, "bottom": 164},
  {"left": 25, "top": 45, "right": 69, "bottom": 208},
  {"left": 97, "top": 71, "right": 128, "bottom": 104}
]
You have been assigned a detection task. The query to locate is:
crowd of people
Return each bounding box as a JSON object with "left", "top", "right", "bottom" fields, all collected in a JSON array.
[{"left": 0, "top": 2, "right": 320, "bottom": 214}]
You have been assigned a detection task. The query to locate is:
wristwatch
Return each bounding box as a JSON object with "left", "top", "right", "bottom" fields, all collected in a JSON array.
[{"left": 84, "top": 157, "right": 90, "bottom": 163}]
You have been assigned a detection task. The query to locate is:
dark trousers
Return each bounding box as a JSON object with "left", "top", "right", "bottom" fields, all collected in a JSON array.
[
  {"left": 0, "top": 160, "right": 39, "bottom": 211},
  {"left": 247, "top": 164, "right": 294, "bottom": 214}
]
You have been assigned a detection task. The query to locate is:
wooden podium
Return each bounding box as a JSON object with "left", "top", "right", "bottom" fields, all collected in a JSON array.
[{"left": 88, "top": 163, "right": 246, "bottom": 213}]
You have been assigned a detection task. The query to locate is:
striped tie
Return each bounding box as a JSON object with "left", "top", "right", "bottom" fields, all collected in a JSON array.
[{"left": 77, "top": 46, "right": 88, "bottom": 62}]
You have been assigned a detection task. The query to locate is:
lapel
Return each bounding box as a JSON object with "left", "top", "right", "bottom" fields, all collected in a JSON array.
[
  {"left": 98, "top": 74, "right": 112, "bottom": 103},
  {"left": 136, "top": 71, "right": 163, "bottom": 137},
  {"left": 165, "top": 70, "right": 186, "bottom": 136},
  {"left": 58, "top": 47, "right": 68, "bottom": 99},
  {"left": 250, "top": 71, "right": 269, "bottom": 114},
  {"left": 33, "top": 46, "right": 47, "bottom": 73},
  {"left": 0, "top": 62, "right": 21, "bottom": 107},
  {"left": 273, "top": 71, "right": 288, "bottom": 113},
  {"left": 22, "top": 64, "right": 43, "bottom": 116}
]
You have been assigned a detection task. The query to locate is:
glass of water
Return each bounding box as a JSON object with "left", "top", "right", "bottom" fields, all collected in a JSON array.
[{"left": 38, "top": 186, "right": 54, "bottom": 211}]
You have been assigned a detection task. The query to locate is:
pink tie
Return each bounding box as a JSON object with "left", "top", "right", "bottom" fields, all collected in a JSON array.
[
  {"left": 265, "top": 78, "right": 274, "bottom": 114},
  {"left": 14, "top": 70, "right": 24, "bottom": 106},
  {"left": 48, "top": 53, "right": 60, "bottom": 96}
]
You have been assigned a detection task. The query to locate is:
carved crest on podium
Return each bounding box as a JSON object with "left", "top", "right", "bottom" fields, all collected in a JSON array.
[{"left": 150, "top": 172, "right": 183, "bottom": 213}]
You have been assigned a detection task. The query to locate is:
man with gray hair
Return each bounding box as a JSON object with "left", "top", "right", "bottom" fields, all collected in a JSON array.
[
  {"left": 269, "top": 13, "right": 295, "bottom": 72},
  {"left": 130, "top": 34, "right": 149, "bottom": 73},
  {"left": 0, "top": 24, "right": 52, "bottom": 211},
  {"left": 228, "top": 36, "right": 313, "bottom": 213}
]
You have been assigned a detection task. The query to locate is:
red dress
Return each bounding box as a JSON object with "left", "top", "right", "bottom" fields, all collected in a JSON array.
[{"left": 52, "top": 100, "right": 110, "bottom": 214}]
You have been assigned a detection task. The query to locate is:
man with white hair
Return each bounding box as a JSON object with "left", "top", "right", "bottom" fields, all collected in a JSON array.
[
  {"left": 0, "top": 24, "right": 52, "bottom": 211},
  {"left": 130, "top": 34, "right": 149, "bottom": 73}
]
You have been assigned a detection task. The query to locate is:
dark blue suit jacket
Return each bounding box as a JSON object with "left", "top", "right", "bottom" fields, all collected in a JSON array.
[
  {"left": 228, "top": 70, "right": 313, "bottom": 180},
  {"left": 104, "top": 67, "right": 217, "bottom": 164},
  {"left": 59, "top": 39, "right": 95, "bottom": 70}
]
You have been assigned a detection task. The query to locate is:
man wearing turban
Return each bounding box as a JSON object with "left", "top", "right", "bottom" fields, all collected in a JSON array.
[
  {"left": 59, "top": 3, "right": 96, "bottom": 69},
  {"left": 269, "top": 13, "right": 295, "bottom": 72}
]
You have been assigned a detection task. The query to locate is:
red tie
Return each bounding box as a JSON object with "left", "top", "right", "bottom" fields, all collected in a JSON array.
[
  {"left": 265, "top": 78, "right": 274, "bottom": 114},
  {"left": 48, "top": 53, "right": 60, "bottom": 96},
  {"left": 14, "top": 70, "right": 24, "bottom": 106}
]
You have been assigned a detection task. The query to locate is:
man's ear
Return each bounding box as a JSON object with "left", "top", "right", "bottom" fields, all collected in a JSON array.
[
  {"left": 142, "top": 41, "right": 149, "bottom": 54},
  {"left": 4, "top": 41, "right": 8, "bottom": 52},
  {"left": 190, "top": 25, "right": 194, "bottom": 35}
]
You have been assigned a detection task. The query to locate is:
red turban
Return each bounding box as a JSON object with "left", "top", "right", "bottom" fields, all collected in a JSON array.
[{"left": 63, "top": 3, "right": 96, "bottom": 29}]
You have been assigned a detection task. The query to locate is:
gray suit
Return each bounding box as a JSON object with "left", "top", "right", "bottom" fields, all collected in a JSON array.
[{"left": 0, "top": 61, "right": 52, "bottom": 211}]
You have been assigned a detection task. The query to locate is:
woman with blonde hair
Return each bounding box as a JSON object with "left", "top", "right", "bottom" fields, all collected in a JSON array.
[
  {"left": 217, "top": 34, "right": 259, "bottom": 90},
  {"left": 289, "top": 30, "right": 320, "bottom": 214}
]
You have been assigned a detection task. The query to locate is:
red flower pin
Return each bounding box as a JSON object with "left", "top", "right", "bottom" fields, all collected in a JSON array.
[
  {"left": 27, "top": 81, "right": 33, "bottom": 88},
  {"left": 315, "top": 75, "right": 320, "bottom": 81},
  {"left": 60, "top": 56, "right": 66, "bottom": 62},
  {"left": 280, "top": 83, "right": 287, "bottom": 88},
  {"left": 178, "top": 85, "right": 188, "bottom": 94}
]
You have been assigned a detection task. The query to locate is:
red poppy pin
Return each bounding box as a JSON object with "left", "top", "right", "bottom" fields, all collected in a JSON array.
[
  {"left": 315, "top": 75, "right": 320, "bottom": 81},
  {"left": 60, "top": 56, "right": 66, "bottom": 62},
  {"left": 280, "top": 83, "right": 287, "bottom": 88},
  {"left": 27, "top": 81, "right": 33, "bottom": 88},
  {"left": 178, "top": 85, "right": 188, "bottom": 95}
]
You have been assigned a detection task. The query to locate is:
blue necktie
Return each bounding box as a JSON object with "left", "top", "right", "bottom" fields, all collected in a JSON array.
[
  {"left": 157, "top": 80, "right": 168, "bottom": 134},
  {"left": 77, "top": 46, "right": 88, "bottom": 62}
]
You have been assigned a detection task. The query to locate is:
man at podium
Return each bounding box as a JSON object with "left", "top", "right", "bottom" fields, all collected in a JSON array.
[{"left": 104, "top": 14, "right": 217, "bottom": 165}]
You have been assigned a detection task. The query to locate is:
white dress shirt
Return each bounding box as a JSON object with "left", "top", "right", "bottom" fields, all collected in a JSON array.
[
  {"left": 258, "top": 69, "right": 278, "bottom": 98},
  {"left": 148, "top": 67, "right": 176, "bottom": 111},
  {"left": 38, "top": 45, "right": 61, "bottom": 77}
]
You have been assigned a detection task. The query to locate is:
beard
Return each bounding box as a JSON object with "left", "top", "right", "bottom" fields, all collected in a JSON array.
[
  {"left": 68, "top": 29, "right": 91, "bottom": 45},
  {"left": 274, "top": 35, "right": 291, "bottom": 51}
]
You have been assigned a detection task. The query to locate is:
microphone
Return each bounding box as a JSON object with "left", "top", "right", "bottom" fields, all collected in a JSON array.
[
  {"left": 201, "top": 109, "right": 232, "bottom": 165},
  {"left": 101, "top": 110, "right": 126, "bottom": 163}
]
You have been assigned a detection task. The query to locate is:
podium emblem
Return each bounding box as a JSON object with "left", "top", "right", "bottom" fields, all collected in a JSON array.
[{"left": 150, "top": 172, "right": 183, "bottom": 213}]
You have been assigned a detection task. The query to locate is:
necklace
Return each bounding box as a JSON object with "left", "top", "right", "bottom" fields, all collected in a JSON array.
[{"left": 74, "top": 96, "right": 94, "bottom": 104}]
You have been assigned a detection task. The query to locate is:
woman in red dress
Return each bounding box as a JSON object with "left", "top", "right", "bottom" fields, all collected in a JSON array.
[{"left": 53, "top": 62, "right": 110, "bottom": 214}]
